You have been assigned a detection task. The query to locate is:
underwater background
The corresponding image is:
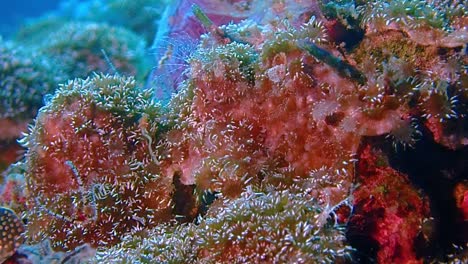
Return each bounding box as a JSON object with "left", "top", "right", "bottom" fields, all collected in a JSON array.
[
  {"left": 0, "top": 0, "right": 467, "bottom": 263},
  {"left": 0, "top": 0, "right": 62, "bottom": 37}
]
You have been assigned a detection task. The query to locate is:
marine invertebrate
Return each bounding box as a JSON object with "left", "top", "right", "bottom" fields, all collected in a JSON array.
[
  {"left": 94, "top": 188, "right": 352, "bottom": 263},
  {"left": 14, "top": 15, "right": 68, "bottom": 46},
  {"left": 0, "top": 1, "right": 465, "bottom": 263},
  {"left": 0, "top": 162, "right": 28, "bottom": 215},
  {"left": 0, "top": 38, "right": 63, "bottom": 138},
  {"left": 348, "top": 1, "right": 468, "bottom": 149},
  {"left": 21, "top": 74, "right": 173, "bottom": 250},
  {"left": 0, "top": 38, "right": 64, "bottom": 174},
  {"left": 348, "top": 143, "right": 431, "bottom": 263},
  {"left": 0, "top": 207, "right": 25, "bottom": 263},
  {"left": 150, "top": 0, "right": 323, "bottom": 100},
  {"left": 37, "top": 22, "right": 148, "bottom": 81},
  {"left": 194, "top": 188, "right": 352, "bottom": 263},
  {"left": 95, "top": 221, "right": 197, "bottom": 263},
  {"left": 358, "top": 0, "right": 446, "bottom": 32},
  {"left": 356, "top": 0, "right": 468, "bottom": 49},
  {"left": 164, "top": 14, "right": 360, "bottom": 203},
  {"left": 386, "top": 116, "right": 421, "bottom": 150}
]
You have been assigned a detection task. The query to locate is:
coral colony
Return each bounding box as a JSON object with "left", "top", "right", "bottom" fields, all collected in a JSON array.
[{"left": 0, "top": 0, "right": 467, "bottom": 263}]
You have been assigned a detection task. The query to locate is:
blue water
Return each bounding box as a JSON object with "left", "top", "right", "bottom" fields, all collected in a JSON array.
[{"left": 0, "top": 0, "right": 62, "bottom": 37}]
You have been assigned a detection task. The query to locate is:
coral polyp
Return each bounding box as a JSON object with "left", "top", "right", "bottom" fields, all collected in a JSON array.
[
  {"left": 95, "top": 188, "right": 353, "bottom": 263},
  {"left": 0, "top": 38, "right": 63, "bottom": 138},
  {"left": 21, "top": 74, "right": 173, "bottom": 250},
  {"left": 0, "top": 0, "right": 466, "bottom": 263},
  {"left": 37, "top": 22, "right": 149, "bottom": 81}
]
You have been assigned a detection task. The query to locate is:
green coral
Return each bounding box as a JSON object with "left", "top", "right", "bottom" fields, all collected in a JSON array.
[
  {"left": 0, "top": 38, "right": 64, "bottom": 121},
  {"left": 359, "top": 0, "right": 442, "bottom": 29},
  {"left": 14, "top": 15, "right": 68, "bottom": 45},
  {"left": 15, "top": 0, "right": 166, "bottom": 46},
  {"left": 321, "top": 0, "right": 361, "bottom": 29},
  {"left": 193, "top": 41, "right": 259, "bottom": 83},
  {"left": 43, "top": 73, "right": 156, "bottom": 120},
  {"left": 38, "top": 22, "right": 149, "bottom": 82},
  {"left": 94, "top": 189, "right": 352, "bottom": 263},
  {"left": 322, "top": 0, "right": 467, "bottom": 33},
  {"left": 261, "top": 18, "right": 328, "bottom": 61},
  {"left": 96, "top": 222, "right": 197, "bottom": 263}
]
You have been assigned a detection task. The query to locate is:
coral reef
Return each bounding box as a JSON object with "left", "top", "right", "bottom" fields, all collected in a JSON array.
[
  {"left": 150, "top": 0, "right": 323, "bottom": 101},
  {"left": 94, "top": 188, "right": 352, "bottom": 263},
  {"left": 72, "top": 0, "right": 167, "bottom": 44},
  {"left": 349, "top": 143, "right": 431, "bottom": 263},
  {"left": 0, "top": 163, "right": 28, "bottom": 215},
  {"left": 337, "top": 0, "right": 468, "bottom": 150},
  {"left": 163, "top": 15, "right": 358, "bottom": 204},
  {"left": 20, "top": 74, "right": 172, "bottom": 250},
  {"left": 16, "top": 0, "right": 167, "bottom": 46},
  {"left": 37, "top": 22, "right": 149, "bottom": 81},
  {"left": 0, "top": 1, "right": 467, "bottom": 263},
  {"left": 0, "top": 37, "right": 64, "bottom": 175},
  {"left": 0, "top": 38, "right": 63, "bottom": 138},
  {"left": 158, "top": 1, "right": 466, "bottom": 262}
]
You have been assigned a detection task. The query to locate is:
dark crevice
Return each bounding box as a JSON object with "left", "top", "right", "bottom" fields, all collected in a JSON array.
[
  {"left": 348, "top": 123, "right": 468, "bottom": 262},
  {"left": 385, "top": 125, "right": 468, "bottom": 260},
  {"left": 171, "top": 172, "right": 198, "bottom": 223}
]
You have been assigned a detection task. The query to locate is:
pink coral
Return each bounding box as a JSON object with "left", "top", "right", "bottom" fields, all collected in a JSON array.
[{"left": 21, "top": 74, "right": 173, "bottom": 250}]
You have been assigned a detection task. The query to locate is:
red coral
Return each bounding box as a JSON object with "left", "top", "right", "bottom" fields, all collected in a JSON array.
[
  {"left": 454, "top": 181, "right": 468, "bottom": 221},
  {"left": 454, "top": 182, "right": 468, "bottom": 244},
  {"left": 424, "top": 116, "right": 468, "bottom": 150},
  {"left": 165, "top": 41, "right": 360, "bottom": 202},
  {"left": 349, "top": 144, "right": 430, "bottom": 264}
]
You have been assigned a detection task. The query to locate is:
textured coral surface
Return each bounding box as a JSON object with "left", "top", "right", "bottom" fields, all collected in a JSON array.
[
  {"left": 21, "top": 74, "right": 173, "bottom": 250},
  {"left": 0, "top": 0, "right": 467, "bottom": 263}
]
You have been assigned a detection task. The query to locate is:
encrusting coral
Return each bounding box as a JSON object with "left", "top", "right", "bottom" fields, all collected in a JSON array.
[
  {"left": 348, "top": 143, "right": 431, "bottom": 263},
  {"left": 20, "top": 74, "right": 173, "bottom": 250},
  {"left": 159, "top": 1, "right": 467, "bottom": 262},
  {"left": 94, "top": 188, "right": 352, "bottom": 263},
  {"left": 0, "top": 38, "right": 64, "bottom": 140},
  {"left": 328, "top": 0, "right": 468, "bottom": 150},
  {"left": 36, "top": 22, "right": 149, "bottom": 82},
  {"left": 0, "top": 1, "right": 466, "bottom": 263},
  {"left": 163, "top": 15, "right": 358, "bottom": 205}
]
